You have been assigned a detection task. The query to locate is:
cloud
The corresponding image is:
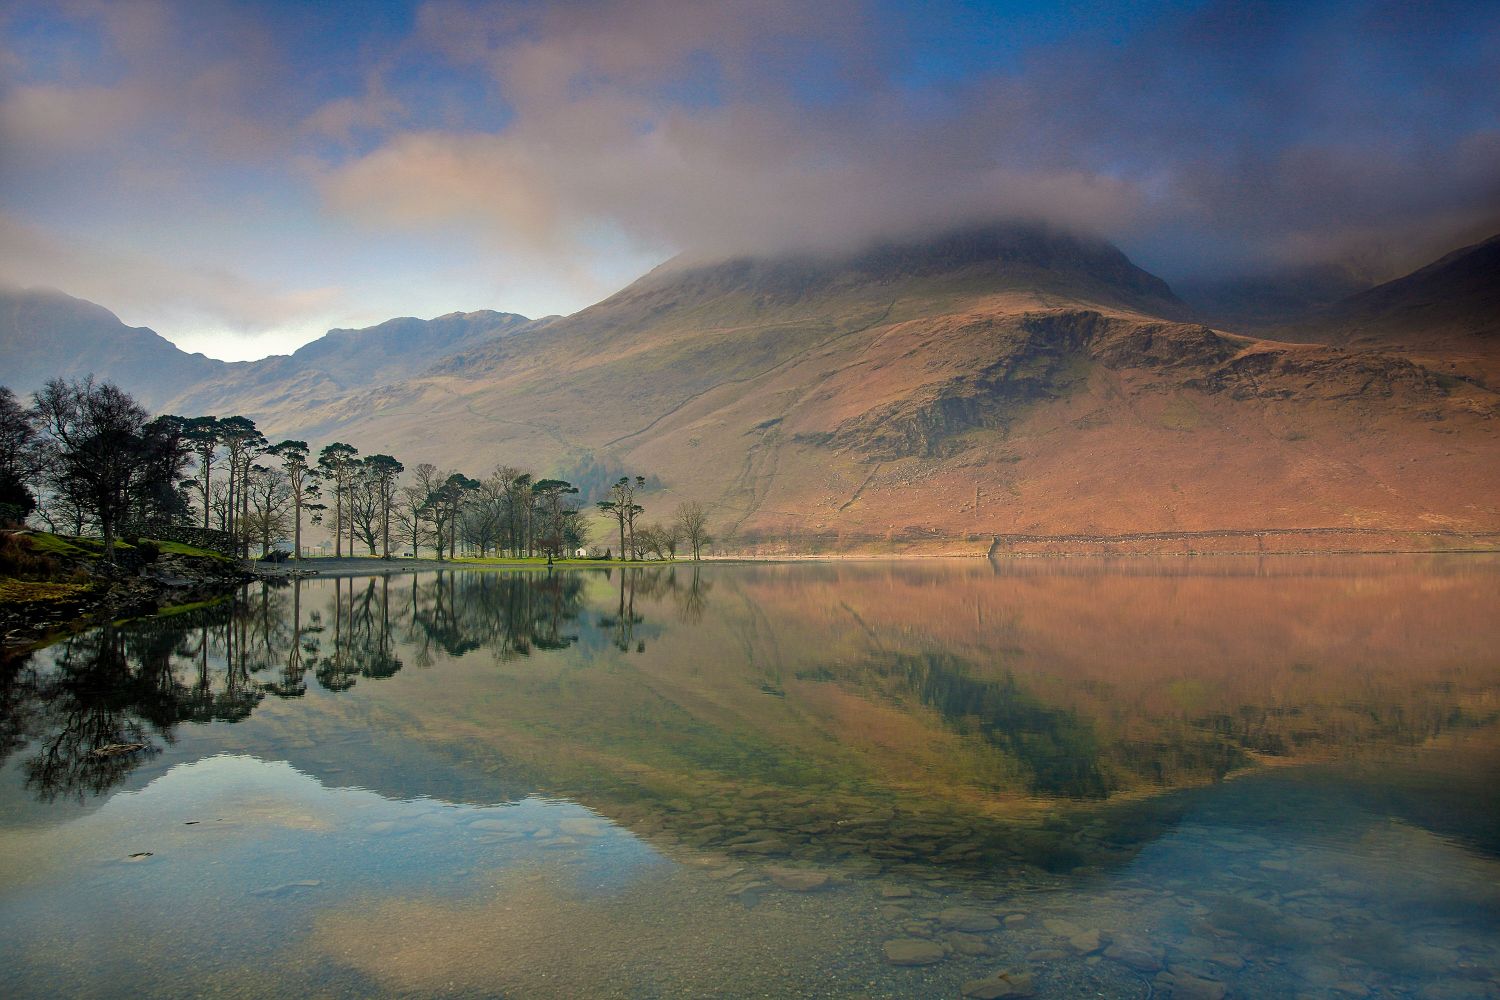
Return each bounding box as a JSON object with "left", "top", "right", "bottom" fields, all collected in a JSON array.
[
  {"left": 4, "top": 0, "right": 1499, "bottom": 352},
  {"left": 0, "top": 82, "right": 148, "bottom": 152},
  {"left": 0, "top": 214, "right": 342, "bottom": 342},
  {"left": 314, "top": 0, "right": 1500, "bottom": 281}
]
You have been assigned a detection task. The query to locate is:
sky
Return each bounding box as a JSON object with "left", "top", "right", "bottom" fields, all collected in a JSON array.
[{"left": 1, "top": 0, "right": 1497, "bottom": 361}]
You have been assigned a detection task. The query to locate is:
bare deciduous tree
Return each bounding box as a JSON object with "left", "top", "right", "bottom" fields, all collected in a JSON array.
[{"left": 674, "top": 500, "right": 711, "bottom": 560}]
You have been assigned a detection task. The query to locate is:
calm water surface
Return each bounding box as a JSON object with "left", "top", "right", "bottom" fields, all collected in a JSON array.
[{"left": 1, "top": 557, "right": 1497, "bottom": 999}]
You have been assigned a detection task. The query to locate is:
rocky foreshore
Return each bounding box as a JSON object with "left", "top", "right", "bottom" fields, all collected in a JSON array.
[{"left": 0, "top": 531, "right": 255, "bottom": 654}]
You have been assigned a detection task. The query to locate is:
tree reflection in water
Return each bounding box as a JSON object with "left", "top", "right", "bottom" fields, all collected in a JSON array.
[
  {"left": 0, "top": 569, "right": 606, "bottom": 802},
  {"left": 595, "top": 566, "right": 709, "bottom": 650}
]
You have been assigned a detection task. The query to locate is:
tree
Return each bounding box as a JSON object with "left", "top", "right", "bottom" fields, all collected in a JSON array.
[
  {"left": 531, "top": 479, "right": 579, "bottom": 560},
  {"left": 675, "top": 500, "right": 711, "bottom": 561},
  {"left": 218, "top": 416, "right": 267, "bottom": 558},
  {"left": 460, "top": 476, "right": 505, "bottom": 557},
  {"left": 561, "top": 507, "right": 591, "bottom": 554},
  {"left": 662, "top": 520, "right": 683, "bottom": 559},
  {"left": 393, "top": 484, "right": 431, "bottom": 557},
  {"left": 268, "top": 440, "right": 313, "bottom": 560},
  {"left": 244, "top": 464, "right": 293, "bottom": 558},
  {"left": 131, "top": 414, "right": 193, "bottom": 526},
  {"left": 317, "top": 443, "right": 360, "bottom": 558},
  {"left": 635, "top": 522, "right": 672, "bottom": 560},
  {"left": 407, "top": 463, "right": 445, "bottom": 557},
  {"left": 363, "top": 455, "right": 404, "bottom": 559},
  {"left": 31, "top": 378, "right": 179, "bottom": 560},
  {"left": 0, "top": 387, "right": 41, "bottom": 524},
  {"left": 420, "top": 471, "right": 478, "bottom": 561},
  {"left": 182, "top": 416, "right": 221, "bottom": 530},
  {"left": 597, "top": 476, "right": 645, "bottom": 562},
  {"left": 493, "top": 466, "right": 532, "bottom": 557},
  {"left": 348, "top": 464, "right": 382, "bottom": 556}
]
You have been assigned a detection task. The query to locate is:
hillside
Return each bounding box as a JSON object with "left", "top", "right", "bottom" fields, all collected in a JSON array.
[
  {"left": 165, "top": 310, "right": 541, "bottom": 431},
  {"left": 9, "top": 224, "right": 1499, "bottom": 550},
  {"left": 0, "top": 290, "right": 541, "bottom": 430},
  {"left": 164, "top": 224, "right": 1500, "bottom": 549},
  {"left": 1283, "top": 233, "right": 1500, "bottom": 387},
  {"left": 0, "top": 288, "right": 223, "bottom": 410}
]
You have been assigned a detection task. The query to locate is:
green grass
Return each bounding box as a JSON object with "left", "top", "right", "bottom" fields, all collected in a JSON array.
[
  {"left": 153, "top": 539, "right": 234, "bottom": 562},
  {"left": 21, "top": 531, "right": 232, "bottom": 562},
  {"left": 21, "top": 532, "right": 101, "bottom": 558},
  {"left": 0, "top": 579, "right": 97, "bottom": 605}
]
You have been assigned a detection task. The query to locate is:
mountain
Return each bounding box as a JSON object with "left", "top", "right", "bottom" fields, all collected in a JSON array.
[
  {"left": 0, "top": 288, "right": 222, "bottom": 410},
  {"left": 0, "top": 289, "right": 540, "bottom": 421},
  {"left": 164, "top": 310, "right": 539, "bottom": 428},
  {"left": 160, "top": 222, "right": 1497, "bottom": 550},
  {"left": 8, "top": 223, "right": 1498, "bottom": 551},
  {"left": 1174, "top": 263, "right": 1374, "bottom": 331},
  {"left": 279, "top": 310, "right": 536, "bottom": 390},
  {"left": 1283, "top": 233, "right": 1500, "bottom": 385}
]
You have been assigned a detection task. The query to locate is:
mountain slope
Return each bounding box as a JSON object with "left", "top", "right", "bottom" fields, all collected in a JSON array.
[
  {"left": 0, "top": 288, "right": 222, "bottom": 409},
  {"left": 165, "top": 309, "right": 542, "bottom": 426},
  {"left": 198, "top": 224, "right": 1497, "bottom": 548},
  {"left": 0, "top": 288, "right": 540, "bottom": 419},
  {"left": 1283, "top": 233, "right": 1500, "bottom": 386},
  {"left": 9, "top": 225, "right": 1497, "bottom": 550},
  {"left": 284, "top": 310, "right": 535, "bottom": 390}
]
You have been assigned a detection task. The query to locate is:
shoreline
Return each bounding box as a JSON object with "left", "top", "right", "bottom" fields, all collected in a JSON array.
[{"left": 251, "top": 544, "right": 1500, "bottom": 579}]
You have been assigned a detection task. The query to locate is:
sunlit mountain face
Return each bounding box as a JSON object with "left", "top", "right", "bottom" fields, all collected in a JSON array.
[{"left": 7, "top": 224, "right": 1498, "bottom": 552}]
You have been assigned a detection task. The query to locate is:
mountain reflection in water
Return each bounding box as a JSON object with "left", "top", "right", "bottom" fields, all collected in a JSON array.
[
  {"left": 1, "top": 557, "right": 1497, "bottom": 999},
  {"left": 4, "top": 559, "right": 1496, "bottom": 867}
]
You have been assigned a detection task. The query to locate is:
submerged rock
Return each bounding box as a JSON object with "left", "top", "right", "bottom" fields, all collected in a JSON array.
[
  {"left": 961, "top": 969, "right": 1035, "bottom": 998},
  {"left": 939, "top": 907, "right": 1001, "bottom": 932},
  {"left": 1153, "top": 969, "right": 1226, "bottom": 1000},
  {"left": 1105, "top": 936, "right": 1165, "bottom": 972},
  {"left": 1067, "top": 929, "right": 1103, "bottom": 954},
  {"left": 767, "top": 867, "right": 830, "bottom": 891},
  {"left": 557, "top": 817, "right": 610, "bottom": 837},
  {"left": 882, "top": 938, "right": 946, "bottom": 966},
  {"left": 251, "top": 879, "right": 324, "bottom": 898},
  {"left": 944, "top": 931, "right": 992, "bottom": 956}
]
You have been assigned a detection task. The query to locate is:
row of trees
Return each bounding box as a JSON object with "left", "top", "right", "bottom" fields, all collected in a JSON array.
[{"left": 2, "top": 377, "right": 713, "bottom": 563}]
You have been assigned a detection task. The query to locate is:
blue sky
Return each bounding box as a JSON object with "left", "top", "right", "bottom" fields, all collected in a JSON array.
[{"left": 1, "top": 0, "right": 1497, "bottom": 360}]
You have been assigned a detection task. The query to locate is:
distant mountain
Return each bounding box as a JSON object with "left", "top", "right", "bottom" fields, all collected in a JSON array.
[
  {"left": 1175, "top": 264, "right": 1374, "bottom": 331},
  {"left": 165, "top": 309, "right": 541, "bottom": 429},
  {"left": 0, "top": 288, "right": 540, "bottom": 419},
  {"left": 0, "top": 288, "right": 222, "bottom": 409},
  {"left": 286, "top": 310, "right": 535, "bottom": 389},
  {"left": 1282, "top": 232, "right": 1500, "bottom": 385}
]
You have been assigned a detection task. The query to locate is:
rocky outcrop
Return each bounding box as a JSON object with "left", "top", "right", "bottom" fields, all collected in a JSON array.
[
  {"left": 801, "top": 308, "right": 1493, "bottom": 462},
  {"left": 805, "top": 312, "right": 1115, "bottom": 459},
  {"left": 0, "top": 531, "right": 253, "bottom": 653}
]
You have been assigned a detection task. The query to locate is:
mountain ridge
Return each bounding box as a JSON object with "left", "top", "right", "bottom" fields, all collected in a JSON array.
[
  {"left": 4, "top": 223, "right": 1497, "bottom": 548},
  {"left": 0, "top": 287, "right": 542, "bottom": 415}
]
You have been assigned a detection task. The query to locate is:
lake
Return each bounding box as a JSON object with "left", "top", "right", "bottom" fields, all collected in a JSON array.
[{"left": 2, "top": 557, "right": 1497, "bottom": 999}]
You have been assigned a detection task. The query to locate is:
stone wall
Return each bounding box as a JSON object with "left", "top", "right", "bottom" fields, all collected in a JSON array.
[{"left": 121, "top": 520, "right": 236, "bottom": 555}]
